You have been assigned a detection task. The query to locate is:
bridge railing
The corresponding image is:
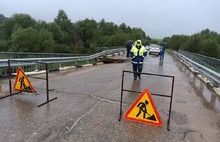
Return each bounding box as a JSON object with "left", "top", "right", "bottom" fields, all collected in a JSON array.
[
  {"left": 173, "top": 50, "right": 220, "bottom": 88},
  {"left": 0, "top": 52, "right": 88, "bottom": 59},
  {"left": 0, "top": 47, "right": 126, "bottom": 76},
  {"left": 178, "top": 50, "right": 220, "bottom": 73}
]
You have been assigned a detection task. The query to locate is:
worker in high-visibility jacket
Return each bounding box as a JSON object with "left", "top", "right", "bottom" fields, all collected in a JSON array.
[{"left": 130, "top": 40, "right": 147, "bottom": 80}]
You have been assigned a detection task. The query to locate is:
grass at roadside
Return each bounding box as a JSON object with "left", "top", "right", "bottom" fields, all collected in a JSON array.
[{"left": 166, "top": 49, "right": 172, "bottom": 55}]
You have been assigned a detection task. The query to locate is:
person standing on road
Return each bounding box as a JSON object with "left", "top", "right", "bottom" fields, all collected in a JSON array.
[
  {"left": 126, "top": 40, "right": 134, "bottom": 57},
  {"left": 159, "top": 45, "right": 166, "bottom": 62},
  {"left": 130, "top": 40, "right": 147, "bottom": 80}
]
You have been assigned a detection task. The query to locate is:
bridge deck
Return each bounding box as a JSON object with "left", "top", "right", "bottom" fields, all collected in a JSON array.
[{"left": 0, "top": 53, "right": 219, "bottom": 142}]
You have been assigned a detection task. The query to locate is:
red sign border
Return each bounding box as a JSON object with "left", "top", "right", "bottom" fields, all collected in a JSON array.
[{"left": 13, "top": 66, "right": 36, "bottom": 93}]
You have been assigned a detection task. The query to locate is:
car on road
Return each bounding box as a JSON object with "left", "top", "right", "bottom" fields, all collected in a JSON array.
[
  {"left": 149, "top": 45, "right": 160, "bottom": 56},
  {"left": 145, "top": 45, "right": 150, "bottom": 51}
]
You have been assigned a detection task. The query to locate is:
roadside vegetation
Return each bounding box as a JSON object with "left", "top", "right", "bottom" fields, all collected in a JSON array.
[
  {"left": 0, "top": 10, "right": 150, "bottom": 54},
  {"left": 162, "top": 29, "right": 220, "bottom": 59},
  {"left": 1, "top": 10, "right": 220, "bottom": 60}
]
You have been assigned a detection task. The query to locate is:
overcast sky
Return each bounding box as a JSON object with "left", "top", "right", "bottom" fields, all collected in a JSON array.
[{"left": 1, "top": 0, "right": 220, "bottom": 39}]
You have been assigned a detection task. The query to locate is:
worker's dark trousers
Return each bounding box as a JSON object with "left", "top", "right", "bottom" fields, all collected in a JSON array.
[
  {"left": 132, "top": 63, "right": 143, "bottom": 79},
  {"left": 159, "top": 53, "right": 165, "bottom": 61},
  {"left": 127, "top": 47, "right": 131, "bottom": 57}
]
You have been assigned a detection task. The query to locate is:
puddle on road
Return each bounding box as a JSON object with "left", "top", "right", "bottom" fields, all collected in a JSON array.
[
  {"left": 14, "top": 97, "right": 36, "bottom": 120},
  {"left": 175, "top": 60, "right": 220, "bottom": 113},
  {"left": 0, "top": 79, "right": 10, "bottom": 96}
]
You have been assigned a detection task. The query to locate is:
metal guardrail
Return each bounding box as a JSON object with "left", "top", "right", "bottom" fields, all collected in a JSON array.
[
  {"left": 0, "top": 46, "right": 125, "bottom": 59},
  {"left": 178, "top": 50, "right": 220, "bottom": 73},
  {"left": 0, "top": 48, "right": 126, "bottom": 76},
  {"left": 173, "top": 50, "right": 220, "bottom": 87},
  {"left": 0, "top": 52, "right": 88, "bottom": 59}
]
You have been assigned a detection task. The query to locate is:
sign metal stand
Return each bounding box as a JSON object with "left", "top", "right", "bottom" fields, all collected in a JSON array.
[{"left": 118, "top": 70, "right": 174, "bottom": 131}]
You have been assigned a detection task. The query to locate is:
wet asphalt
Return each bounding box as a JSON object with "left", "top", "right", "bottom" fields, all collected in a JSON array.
[{"left": 0, "top": 53, "right": 220, "bottom": 142}]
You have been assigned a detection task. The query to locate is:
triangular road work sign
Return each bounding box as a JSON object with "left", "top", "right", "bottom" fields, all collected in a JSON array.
[
  {"left": 124, "top": 88, "right": 163, "bottom": 126},
  {"left": 14, "top": 66, "right": 36, "bottom": 93}
]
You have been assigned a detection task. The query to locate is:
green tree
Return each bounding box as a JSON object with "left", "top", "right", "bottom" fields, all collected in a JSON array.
[
  {"left": 200, "top": 29, "right": 210, "bottom": 34},
  {"left": 11, "top": 27, "right": 38, "bottom": 52},
  {"left": 12, "top": 13, "right": 36, "bottom": 29},
  {"left": 54, "top": 9, "right": 72, "bottom": 32},
  {"left": 162, "top": 37, "right": 171, "bottom": 47},
  {"left": 0, "top": 39, "right": 8, "bottom": 51},
  {"left": 53, "top": 44, "right": 70, "bottom": 53},
  {"left": 130, "top": 28, "right": 146, "bottom": 40},
  {"left": 0, "top": 14, "right": 7, "bottom": 24},
  {"left": 108, "top": 33, "right": 130, "bottom": 46},
  {"left": 169, "top": 35, "right": 188, "bottom": 51},
  {"left": 35, "top": 29, "right": 54, "bottom": 52},
  {"left": 99, "top": 20, "right": 118, "bottom": 36},
  {"left": 90, "top": 28, "right": 104, "bottom": 48},
  {"left": 48, "top": 22, "right": 64, "bottom": 43},
  {"left": 199, "top": 39, "right": 218, "bottom": 58},
  {"left": 76, "top": 18, "right": 98, "bottom": 43},
  {"left": 35, "top": 20, "right": 48, "bottom": 30},
  {"left": 54, "top": 9, "right": 73, "bottom": 46},
  {"left": 11, "top": 27, "right": 54, "bottom": 52},
  {"left": 0, "top": 18, "right": 15, "bottom": 39},
  {"left": 71, "top": 40, "right": 85, "bottom": 54},
  {"left": 75, "top": 18, "right": 98, "bottom": 53},
  {"left": 1, "top": 10, "right": 150, "bottom": 54},
  {"left": 119, "top": 23, "right": 128, "bottom": 33},
  {"left": 0, "top": 13, "right": 36, "bottom": 39},
  {"left": 165, "top": 29, "right": 220, "bottom": 59}
]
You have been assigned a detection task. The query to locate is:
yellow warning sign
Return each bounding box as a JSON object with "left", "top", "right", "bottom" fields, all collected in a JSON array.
[
  {"left": 13, "top": 66, "right": 36, "bottom": 93},
  {"left": 124, "top": 88, "right": 163, "bottom": 126}
]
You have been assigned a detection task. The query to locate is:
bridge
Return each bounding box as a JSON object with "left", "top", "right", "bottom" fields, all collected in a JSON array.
[{"left": 0, "top": 50, "right": 220, "bottom": 142}]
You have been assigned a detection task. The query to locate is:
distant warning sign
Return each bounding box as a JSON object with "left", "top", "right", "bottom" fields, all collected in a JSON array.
[
  {"left": 14, "top": 66, "right": 36, "bottom": 93},
  {"left": 124, "top": 88, "right": 163, "bottom": 126}
]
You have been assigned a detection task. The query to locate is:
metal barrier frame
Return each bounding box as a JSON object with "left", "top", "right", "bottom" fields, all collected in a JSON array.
[
  {"left": 118, "top": 70, "right": 175, "bottom": 131},
  {"left": 0, "top": 59, "right": 57, "bottom": 107},
  {"left": 35, "top": 62, "right": 57, "bottom": 107}
]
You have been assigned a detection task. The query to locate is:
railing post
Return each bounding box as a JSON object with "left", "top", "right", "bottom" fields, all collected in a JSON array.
[
  {"left": 75, "top": 61, "right": 78, "bottom": 66},
  {"left": 46, "top": 63, "right": 49, "bottom": 102},
  {"left": 213, "top": 81, "right": 219, "bottom": 88},
  {"left": 35, "top": 64, "right": 38, "bottom": 71},
  {"left": 59, "top": 63, "right": 62, "bottom": 69},
  {"left": 8, "top": 59, "right": 12, "bottom": 95}
]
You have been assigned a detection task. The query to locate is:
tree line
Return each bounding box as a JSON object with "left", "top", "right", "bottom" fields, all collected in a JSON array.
[
  {"left": 1, "top": 10, "right": 219, "bottom": 59},
  {"left": 162, "top": 29, "right": 220, "bottom": 59},
  {"left": 0, "top": 9, "right": 150, "bottom": 54}
]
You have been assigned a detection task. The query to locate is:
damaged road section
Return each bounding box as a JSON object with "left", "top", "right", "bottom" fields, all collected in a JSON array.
[{"left": 98, "top": 57, "right": 126, "bottom": 63}]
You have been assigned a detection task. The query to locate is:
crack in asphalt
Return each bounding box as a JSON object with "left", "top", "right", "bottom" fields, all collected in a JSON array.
[
  {"left": 49, "top": 88, "right": 126, "bottom": 105},
  {"left": 92, "top": 95, "right": 126, "bottom": 105},
  {"left": 65, "top": 101, "right": 99, "bottom": 133}
]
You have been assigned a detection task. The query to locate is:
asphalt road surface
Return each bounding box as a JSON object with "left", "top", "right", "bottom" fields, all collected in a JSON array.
[{"left": 0, "top": 53, "right": 220, "bottom": 142}]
